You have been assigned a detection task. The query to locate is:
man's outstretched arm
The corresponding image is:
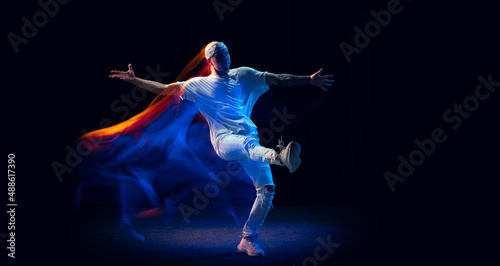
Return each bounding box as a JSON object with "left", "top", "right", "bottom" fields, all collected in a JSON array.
[
  {"left": 266, "top": 68, "right": 334, "bottom": 91},
  {"left": 110, "top": 63, "right": 181, "bottom": 95}
]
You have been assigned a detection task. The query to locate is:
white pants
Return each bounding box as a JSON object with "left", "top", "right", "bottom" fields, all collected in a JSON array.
[
  {"left": 215, "top": 134, "right": 277, "bottom": 236},
  {"left": 215, "top": 134, "right": 277, "bottom": 187}
]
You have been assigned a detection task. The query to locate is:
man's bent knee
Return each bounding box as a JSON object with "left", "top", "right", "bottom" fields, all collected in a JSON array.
[
  {"left": 264, "top": 185, "right": 275, "bottom": 193},
  {"left": 257, "top": 185, "right": 275, "bottom": 209}
]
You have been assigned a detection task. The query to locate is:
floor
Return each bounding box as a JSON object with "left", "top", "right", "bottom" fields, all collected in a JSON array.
[{"left": 70, "top": 206, "right": 378, "bottom": 265}]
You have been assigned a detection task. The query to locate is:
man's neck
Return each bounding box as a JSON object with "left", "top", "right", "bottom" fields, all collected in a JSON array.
[{"left": 210, "top": 66, "right": 229, "bottom": 77}]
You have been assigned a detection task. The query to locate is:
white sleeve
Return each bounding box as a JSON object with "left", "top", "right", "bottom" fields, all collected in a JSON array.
[
  {"left": 178, "top": 80, "right": 193, "bottom": 101},
  {"left": 239, "top": 67, "right": 269, "bottom": 97}
]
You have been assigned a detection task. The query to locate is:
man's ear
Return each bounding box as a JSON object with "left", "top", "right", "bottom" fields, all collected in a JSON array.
[{"left": 206, "top": 58, "right": 212, "bottom": 66}]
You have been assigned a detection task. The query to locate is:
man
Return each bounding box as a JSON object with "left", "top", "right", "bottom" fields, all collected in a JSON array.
[{"left": 109, "top": 41, "right": 333, "bottom": 256}]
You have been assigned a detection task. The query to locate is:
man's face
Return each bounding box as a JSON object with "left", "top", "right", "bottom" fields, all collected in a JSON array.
[{"left": 209, "top": 49, "right": 231, "bottom": 74}]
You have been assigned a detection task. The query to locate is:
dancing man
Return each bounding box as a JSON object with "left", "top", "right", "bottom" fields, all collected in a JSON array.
[{"left": 109, "top": 41, "right": 333, "bottom": 256}]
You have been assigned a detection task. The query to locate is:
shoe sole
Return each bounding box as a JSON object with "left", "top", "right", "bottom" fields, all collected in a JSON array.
[
  {"left": 287, "top": 142, "right": 301, "bottom": 173},
  {"left": 237, "top": 245, "right": 264, "bottom": 256}
]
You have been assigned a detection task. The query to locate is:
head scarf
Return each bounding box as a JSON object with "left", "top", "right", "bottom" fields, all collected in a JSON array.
[{"left": 204, "top": 41, "right": 228, "bottom": 60}]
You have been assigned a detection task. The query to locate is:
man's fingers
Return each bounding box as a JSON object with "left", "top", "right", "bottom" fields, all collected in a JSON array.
[
  {"left": 110, "top": 70, "right": 126, "bottom": 74},
  {"left": 313, "top": 68, "right": 323, "bottom": 76},
  {"left": 311, "top": 68, "right": 331, "bottom": 91},
  {"left": 109, "top": 74, "right": 128, "bottom": 79},
  {"left": 111, "top": 64, "right": 133, "bottom": 75}
]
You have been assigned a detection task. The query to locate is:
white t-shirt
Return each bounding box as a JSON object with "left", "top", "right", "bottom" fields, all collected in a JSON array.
[{"left": 179, "top": 66, "right": 269, "bottom": 144}]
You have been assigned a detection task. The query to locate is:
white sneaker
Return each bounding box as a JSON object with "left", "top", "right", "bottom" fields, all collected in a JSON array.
[
  {"left": 237, "top": 235, "right": 265, "bottom": 256},
  {"left": 276, "top": 136, "right": 301, "bottom": 173}
]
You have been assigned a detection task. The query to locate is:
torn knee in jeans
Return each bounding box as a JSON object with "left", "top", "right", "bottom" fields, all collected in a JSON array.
[
  {"left": 257, "top": 185, "right": 275, "bottom": 209},
  {"left": 264, "top": 185, "right": 275, "bottom": 193}
]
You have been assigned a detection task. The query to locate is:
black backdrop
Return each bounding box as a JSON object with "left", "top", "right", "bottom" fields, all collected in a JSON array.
[{"left": 3, "top": 0, "right": 500, "bottom": 264}]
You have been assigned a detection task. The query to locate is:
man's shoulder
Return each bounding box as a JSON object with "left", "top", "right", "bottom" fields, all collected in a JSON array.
[
  {"left": 230, "top": 67, "right": 264, "bottom": 81},
  {"left": 231, "top": 66, "right": 256, "bottom": 75},
  {"left": 183, "top": 76, "right": 207, "bottom": 85}
]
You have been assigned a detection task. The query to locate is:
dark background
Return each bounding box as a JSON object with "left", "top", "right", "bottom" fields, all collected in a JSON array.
[{"left": 3, "top": 0, "right": 499, "bottom": 264}]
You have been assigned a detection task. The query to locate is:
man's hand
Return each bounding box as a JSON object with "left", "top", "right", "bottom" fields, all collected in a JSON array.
[
  {"left": 110, "top": 63, "right": 136, "bottom": 83},
  {"left": 109, "top": 63, "right": 177, "bottom": 95},
  {"left": 310, "top": 68, "right": 334, "bottom": 91}
]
